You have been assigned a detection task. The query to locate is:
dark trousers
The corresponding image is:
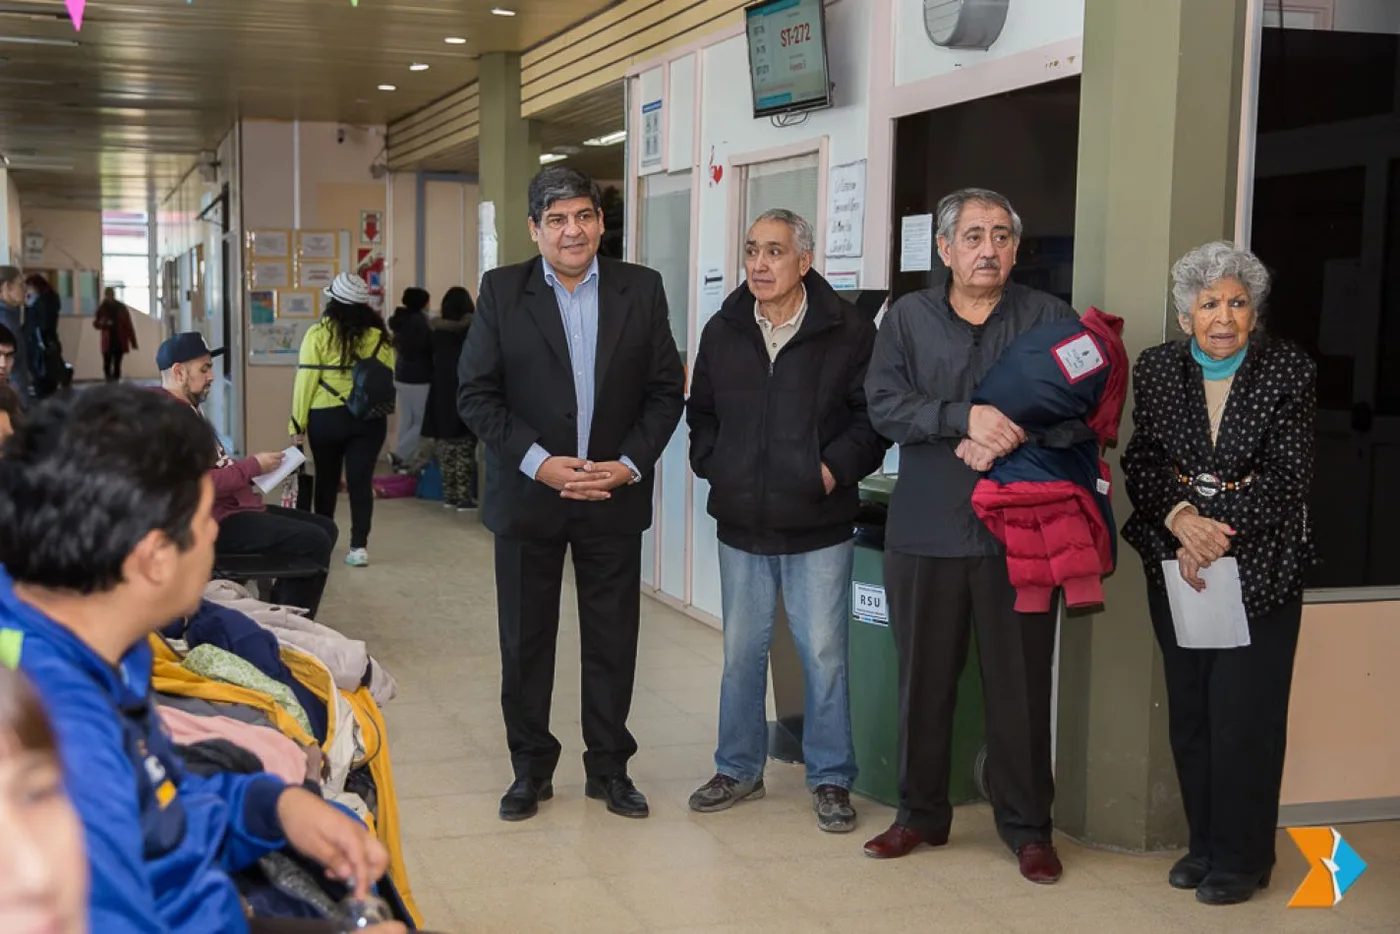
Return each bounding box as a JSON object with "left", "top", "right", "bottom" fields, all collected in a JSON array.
[
  {"left": 1147, "top": 586, "right": 1302, "bottom": 874},
  {"left": 494, "top": 523, "right": 643, "bottom": 780},
  {"left": 103, "top": 348, "right": 124, "bottom": 381},
  {"left": 885, "top": 552, "right": 1057, "bottom": 849},
  {"left": 437, "top": 436, "right": 477, "bottom": 506},
  {"left": 307, "top": 406, "right": 387, "bottom": 550},
  {"left": 216, "top": 506, "right": 338, "bottom": 617}
]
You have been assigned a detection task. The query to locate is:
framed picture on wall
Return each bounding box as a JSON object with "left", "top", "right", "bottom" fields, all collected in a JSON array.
[
  {"left": 249, "top": 230, "right": 290, "bottom": 258},
  {"left": 249, "top": 260, "right": 291, "bottom": 289},
  {"left": 298, "top": 261, "right": 337, "bottom": 290},
  {"left": 279, "top": 289, "right": 319, "bottom": 319},
  {"left": 249, "top": 290, "right": 277, "bottom": 325},
  {"left": 298, "top": 231, "right": 338, "bottom": 260}
]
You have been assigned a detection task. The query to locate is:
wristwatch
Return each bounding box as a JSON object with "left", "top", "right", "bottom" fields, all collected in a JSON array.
[{"left": 627, "top": 464, "right": 642, "bottom": 485}]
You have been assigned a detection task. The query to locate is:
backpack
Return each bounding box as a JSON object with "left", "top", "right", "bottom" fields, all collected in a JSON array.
[{"left": 301, "top": 331, "right": 396, "bottom": 421}]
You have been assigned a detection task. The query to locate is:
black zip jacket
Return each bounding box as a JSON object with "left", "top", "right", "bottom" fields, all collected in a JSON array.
[
  {"left": 422, "top": 316, "right": 473, "bottom": 441},
  {"left": 388, "top": 306, "right": 433, "bottom": 384},
  {"left": 688, "top": 270, "right": 889, "bottom": 555}
]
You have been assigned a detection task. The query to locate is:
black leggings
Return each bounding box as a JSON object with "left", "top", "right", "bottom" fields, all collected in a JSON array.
[
  {"left": 307, "top": 406, "right": 387, "bottom": 550},
  {"left": 103, "top": 349, "right": 124, "bottom": 381}
]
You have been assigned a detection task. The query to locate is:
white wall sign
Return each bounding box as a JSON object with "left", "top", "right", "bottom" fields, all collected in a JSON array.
[
  {"left": 640, "top": 99, "right": 664, "bottom": 173},
  {"left": 22, "top": 231, "right": 44, "bottom": 265},
  {"left": 827, "top": 269, "right": 859, "bottom": 291},
  {"left": 899, "top": 214, "right": 934, "bottom": 272},
  {"left": 479, "top": 201, "right": 499, "bottom": 288},
  {"left": 853, "top": 582, "right": 888, "bottom": 625},
  {"left": 825, "top": 160, "right": 866, "bottom": 258}
]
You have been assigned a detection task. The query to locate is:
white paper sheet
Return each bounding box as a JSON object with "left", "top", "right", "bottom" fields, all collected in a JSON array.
[
  {"left": 252, "top": 446, "right": 307, "bottom": 496},
  {"left": 900, "top": 214, "right": 934, "bottom": 272},
  {"left": 1161, "top": 558, "right": 1251, "bottom": 649}
]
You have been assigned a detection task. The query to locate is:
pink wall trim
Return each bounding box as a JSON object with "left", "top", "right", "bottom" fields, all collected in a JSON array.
[{"left": 862, "top": 34, "right": 1085, "bottom": 288}]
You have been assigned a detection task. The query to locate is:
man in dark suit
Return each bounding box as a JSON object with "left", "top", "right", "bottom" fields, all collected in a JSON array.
[{"left": 458, "top": 166, "right": 685, "bottom": 822}]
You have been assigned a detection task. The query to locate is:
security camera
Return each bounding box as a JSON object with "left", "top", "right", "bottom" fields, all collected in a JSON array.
[{"left": 336, "top": 127, "right": 347, "bottom": 145}]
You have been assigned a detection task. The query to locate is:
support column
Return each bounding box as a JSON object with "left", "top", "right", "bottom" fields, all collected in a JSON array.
[
  {"left": 1058, "top": 0, "right": 1249, "bottom": 851},
  {"left": 477, "top": 52, "right": 541, "bottom": 266},
  {"left": 0, "top": 168, "right": 12, "bottom": 264}
]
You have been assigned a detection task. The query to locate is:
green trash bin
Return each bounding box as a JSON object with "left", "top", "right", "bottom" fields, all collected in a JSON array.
[{"left": 849, "top": 475, "right": 989, "bottom": 808}]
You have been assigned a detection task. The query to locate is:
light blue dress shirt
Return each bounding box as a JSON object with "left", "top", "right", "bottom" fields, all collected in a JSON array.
[{"left": 519, "top": 257, "right": 638, "bottom": 482}]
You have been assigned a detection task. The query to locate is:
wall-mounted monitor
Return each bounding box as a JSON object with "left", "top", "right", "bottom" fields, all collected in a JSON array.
[{"left": 745, "top": 0, "right": 833, "bottom": 120}]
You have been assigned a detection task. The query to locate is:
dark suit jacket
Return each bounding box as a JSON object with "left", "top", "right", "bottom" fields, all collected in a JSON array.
[{"left": 457, "top": 255, "right": 685, "bottom": 539}]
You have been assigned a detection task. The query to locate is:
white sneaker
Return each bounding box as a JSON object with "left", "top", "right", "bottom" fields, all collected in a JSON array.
[{"left": 345, "top": 548, "right": 369, "bottom": 568}]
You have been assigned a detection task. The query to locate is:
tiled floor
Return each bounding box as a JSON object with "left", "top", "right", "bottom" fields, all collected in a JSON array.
[{"left": 319, "top": 499, "right": 1399, "bottom": 933}]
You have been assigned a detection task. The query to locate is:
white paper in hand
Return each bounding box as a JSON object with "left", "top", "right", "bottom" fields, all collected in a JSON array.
[
  {"left": 252, "top": 446, "right": 306, "bottom": 496},
  {"left": 1161, "top": 557, "right": 1251, "bottom": 649}
]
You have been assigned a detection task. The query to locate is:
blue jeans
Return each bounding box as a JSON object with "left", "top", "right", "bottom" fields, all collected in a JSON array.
[{"left": 715, "top": 540, "right": 858, "bottom": 790}]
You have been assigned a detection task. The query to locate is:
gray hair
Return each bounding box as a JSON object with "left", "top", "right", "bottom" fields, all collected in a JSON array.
[
  {"left": 751, "top": 208, "right": 815, "bottom": 255},
  {"left": 1170, "top": 241, "right": 1270, "bottom": 324},
  {"left": 936, "top": 188, "right": 1024, "bottom": 242},
  {"left": 527, "top": 165, "right": 602, "bottom": 223}
]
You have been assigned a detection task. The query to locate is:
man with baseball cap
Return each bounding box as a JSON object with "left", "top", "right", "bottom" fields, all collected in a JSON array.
[{"left": 157, "top": 332, "right": 339, "bottom": 617}]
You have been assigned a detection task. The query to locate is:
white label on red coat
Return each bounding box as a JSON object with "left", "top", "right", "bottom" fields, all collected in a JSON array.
[{"left": 1053, "top": 332, "right": 1107, "bottom": 383}]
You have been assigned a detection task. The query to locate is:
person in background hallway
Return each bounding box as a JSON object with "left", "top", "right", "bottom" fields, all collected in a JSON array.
[
  {"left": 686, "top": 209, "right": 886, "bottom": 833},
  {"left": 1121, "top": 242, "right": 1316, "bottom": 906},
  {"left": 388, "top": 287, "right": 432, "bottom": 473},
  {"left": 0, "top": 667, "right": 88, "bottom": 934},
  {"left": 0, "top": 323, "right": 18, "bottom": 387},
  {"left": 0, "top": 267, "right": 31, "bottom": 399},
  {"left": 159, "top": 332, "right": 339, "bottom": 618},
  {"left": 291, "top": 273, "right": 395, "bottom": 568},
  {"left": 94, "top": 288, "right": 138, "bottom": 381},
  {"left": 0, "top": 383, "right": 20, "bottom": 443},
  {"left": 24, "top": 275, "right": 65, "bottom": 397},
  {"left": 422, "top": 286, "right": 477, "bottom": 510},
  {"left": 458, "top": 166, "right": 685, "bottom": 823},
  {"left": 863, "top": 188, "right": 1076, "bottom": 884}
]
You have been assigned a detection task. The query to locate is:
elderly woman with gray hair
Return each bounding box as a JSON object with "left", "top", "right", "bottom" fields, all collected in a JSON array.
[{"left": 1122, "top": 241, "right": 1316, "bottom": 906}]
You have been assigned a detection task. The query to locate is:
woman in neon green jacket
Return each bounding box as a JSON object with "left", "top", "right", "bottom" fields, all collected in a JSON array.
[{"left": 290, "top": 274, "right": 396, "bottom": 567}]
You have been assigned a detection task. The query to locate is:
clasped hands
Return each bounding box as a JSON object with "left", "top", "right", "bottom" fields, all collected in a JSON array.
[
  {"left": 1171, "top": 509, "right": 1235, "bottom": 593},
  {"left": 955, "top": 404, "right": 1027, "bottom": 472},
  {"left": 536, "top": 456, "right": 633, "bottom": 500}
]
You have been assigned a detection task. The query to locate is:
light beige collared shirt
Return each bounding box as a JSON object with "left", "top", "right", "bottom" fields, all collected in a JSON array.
[{"left": 755, "top": 287, "right": 809, "bottom": 362}]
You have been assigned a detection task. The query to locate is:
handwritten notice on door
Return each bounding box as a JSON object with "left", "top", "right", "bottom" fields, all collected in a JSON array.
[
  {"left": 900, "top": 214, "right": 934, "bottom": 272},
  {"left": 826, "top": 160, "right": 866, "bottom": 258}
]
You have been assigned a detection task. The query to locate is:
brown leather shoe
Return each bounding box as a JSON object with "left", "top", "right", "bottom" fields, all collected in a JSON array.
[
  {"left": 1017, "top": 841, "right": 1063, "bottom": 884},
  {"left": 862, "top": 823, "right": 946, "bottom": 859}
]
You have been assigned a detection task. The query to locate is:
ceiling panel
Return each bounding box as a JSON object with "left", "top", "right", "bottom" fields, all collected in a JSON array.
[{"left": 0, "top": 0, "right": 618, "bottom": 209}]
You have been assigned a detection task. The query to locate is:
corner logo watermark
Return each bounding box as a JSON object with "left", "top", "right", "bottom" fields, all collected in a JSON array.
[{"left": 1287, "top": 827, "right": 1367, "bottom": 908}]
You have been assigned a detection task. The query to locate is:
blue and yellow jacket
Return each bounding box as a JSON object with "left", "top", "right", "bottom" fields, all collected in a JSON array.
[{"left": 0, "top": 568, "right": 287, "bottom": 934}]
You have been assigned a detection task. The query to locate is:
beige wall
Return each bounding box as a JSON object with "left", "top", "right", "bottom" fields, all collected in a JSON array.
[
  {"left": 1281, "top": 601, "right": 1400, "bottom": 806},
  {"left": 4, "top": 172, "right": 19, "bottom": 264},
  {"left": 21, "top": 208, "right": 101, "bottom": 276},
  {"left": 240, "top": 120, "right": 389, "bottom": 459}
]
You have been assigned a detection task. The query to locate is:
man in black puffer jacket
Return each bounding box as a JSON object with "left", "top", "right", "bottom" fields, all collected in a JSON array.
[{"left": 686, "top": 209, "right": 888, "bottom": 834}]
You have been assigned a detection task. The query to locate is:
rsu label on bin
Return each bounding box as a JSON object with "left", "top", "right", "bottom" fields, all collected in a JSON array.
[{"left": 853, "top": 583, "right": 888, "bottom": 626}]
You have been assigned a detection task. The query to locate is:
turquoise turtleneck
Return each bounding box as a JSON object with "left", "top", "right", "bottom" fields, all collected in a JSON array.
[{"left": 1191, "top": 339, "right": 1248, "bottom": 380}]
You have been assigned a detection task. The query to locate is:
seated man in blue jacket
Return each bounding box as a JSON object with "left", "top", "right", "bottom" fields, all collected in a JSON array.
[{"left": 0, "top": 385, "right": 396, "bottom": 934}]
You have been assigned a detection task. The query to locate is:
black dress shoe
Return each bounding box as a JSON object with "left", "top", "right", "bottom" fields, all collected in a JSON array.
[
  {"left": 1168, "top": 854, "right": 1211, "bottom": 889},
  {"left": 585, "top": 774, "right": 649, "bottom": 818},
  {"left": 1195, "top": 868, "right": 1271, "bottom": 905},
  {"left": 499, "top": 777, "right": 553, "bottom": 822}
]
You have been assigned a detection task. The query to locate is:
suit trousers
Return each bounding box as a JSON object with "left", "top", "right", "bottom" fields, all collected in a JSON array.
[
  {"left": 1147, "top": 585, "right": 1302, "bottom": 873},
  {"left": 884, "top": 552, "right": 1057, "bottom": 850},
  {"left": 494, "top": 518, "right": 643, "bottom": 781}
]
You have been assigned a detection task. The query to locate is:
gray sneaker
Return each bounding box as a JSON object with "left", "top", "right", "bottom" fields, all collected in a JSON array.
[
  {"left": 688, "top": 773, "right": 765, "bottom": 813},
  {"left": 813, "top": 784, "right": 857, "bottom": 833}
]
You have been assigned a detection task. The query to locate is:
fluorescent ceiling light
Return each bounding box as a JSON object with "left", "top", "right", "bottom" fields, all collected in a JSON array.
[
  {"left": 539, "top": 153, "right": 567, "bottom": 164},
  {"left": 490, "top": 7, "right": 516, "bottom": 16},
  {"left": 444, "top": 36, "right": 467, "bottom": 44},
  {"left": 409, "top": 63, "right": 429, "bottom": 71},
  {"left": 582, "top": 130, "right": 626, "bottom": 147},
  {"left": 377, "top": 84, "right": 397, "bottom": 91},
  {"left": 0, "top": 36, "right": 79, "bottom": 48}
]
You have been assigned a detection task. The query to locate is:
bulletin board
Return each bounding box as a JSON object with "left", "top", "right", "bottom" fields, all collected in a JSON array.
[{"left": 246, "top": 229, "right": 352, "bottom": 366}]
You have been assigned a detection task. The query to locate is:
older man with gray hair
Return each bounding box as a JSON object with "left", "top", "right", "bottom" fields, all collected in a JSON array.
[
  {"left": 686, "top": 209, "right": 887, "bottom": 832},
  {"left": 862, "top": 188, "right": 1078, "bottom": 882}
]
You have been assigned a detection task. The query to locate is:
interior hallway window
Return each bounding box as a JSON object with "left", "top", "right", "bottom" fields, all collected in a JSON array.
[
  {"left": 739, "top": 153, "right": 820, "bottom": 280},
  {"left": 101, "top": 211, "right": 151, "bottom": 315}
]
